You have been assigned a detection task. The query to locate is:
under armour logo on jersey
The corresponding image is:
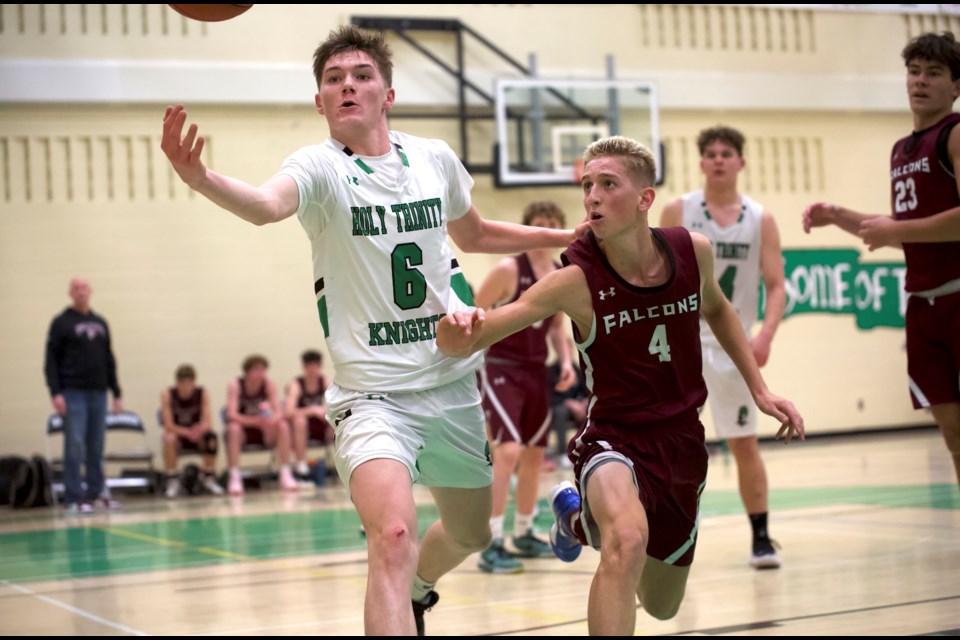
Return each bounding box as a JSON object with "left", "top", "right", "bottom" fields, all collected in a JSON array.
[
  {"left": 494, "top": 376, "right": 506, "bottom": 385},
  {"left": 598, "top": 288, "right": 616, "bottom": 300},
  {"left": 344, "top": 175, "right": 359, "bottom": 186}
]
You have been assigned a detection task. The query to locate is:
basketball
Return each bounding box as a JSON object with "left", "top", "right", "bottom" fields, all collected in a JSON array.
[{"left": 168, "top": 4, "right": 252, "bottom": 22}]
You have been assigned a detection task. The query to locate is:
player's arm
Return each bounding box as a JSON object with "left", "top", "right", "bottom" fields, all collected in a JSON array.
[
  {"left": 284, "top": 379, "right": 304, "bottom": 420},
  {"left": 266, "top": 379, "right": 283, "bottom": 423},
  {"left": 226, "top": 379, "right": 258, "bottom": 427},
  {"left": 859, "top": 124, "right": 960, "bottom": 249},
  {"left": 474, "top": 258, "right": 519, "bottom": 310},
  {"left": 198, "top": 389, "right": 212, "bottom": 433},
  {"left": 160, "top": 391, "right": 191, "bottom": 438},
  {"left": 448, "top": 206, "right": 587, "bottom": 254},
  {"left": 802, "top": 201, "right": 887, "bottom": 238},
  {"left": 548, "top": 313, "right": 577, "bottom": 392},
  {"left": 694, "top": 233, "right": 805, "bottom": 443},
  {"left": 161, "top": 105, "right": 299, "bottom": 226},
  {"left": 658, "top": 197, "right": 684, "bottom": 228},
  {"left": 438, "top": 266, "right": 591, "bottom": 358},
  {"left": 752, "top": 212, "right": 786, "bottom": 368}
]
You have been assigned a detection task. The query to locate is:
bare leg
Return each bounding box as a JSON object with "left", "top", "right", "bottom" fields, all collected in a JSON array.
[
  {"left": 292, "top": 414, "right": 308, "bottom": 464},
  {"left": 930, "top": 402, "right": 960, "bottom": 485},
  {"left": 162, "top": 431, "right": 178, "bottom": 473},
  {"left": 514, "top": 445, "right": 546, "bottom": 518},
  {"left": 350, "top": 459, "right": 419, "bottom": 635},
  {"left": 637, "top": 558, "right": 691, "bottom": 620},
  {"left": 274, "top": 419, "right": 292, "bottom": 466},
  {"left": 586, "top": 463, "right": 649, "bottom": 635},
  {"left": 227, "top": 422, "right": 242, "bottom": 468},
  {"left": 202, "top": 452, "right": 217, "bottom": 473},
  {"left": 417, "top": 485, "right": 492, "bottom": 583},
  {"left": 490, "top": 442, "right": 520, "bottom": 520},
  {"left": 726, "top": 436, "right": 768, "bottom": 514}
]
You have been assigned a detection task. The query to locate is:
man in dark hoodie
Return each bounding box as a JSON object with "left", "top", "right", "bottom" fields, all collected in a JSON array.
[{"left": 44, "top": 277, "right": 123, "bottom": 514}]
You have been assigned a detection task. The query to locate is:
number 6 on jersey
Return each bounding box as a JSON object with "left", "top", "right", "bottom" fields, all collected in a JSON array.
[{"left": 648, "top": 323, "right": 672, "bottom": 362}]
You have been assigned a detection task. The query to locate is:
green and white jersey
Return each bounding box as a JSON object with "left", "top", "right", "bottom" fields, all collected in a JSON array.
[
  {"left": 681, "top": 189, "right": 763, "bottom": 346},
  {"left": 278, "top": 131, "right": 482, "bottom": 392}
]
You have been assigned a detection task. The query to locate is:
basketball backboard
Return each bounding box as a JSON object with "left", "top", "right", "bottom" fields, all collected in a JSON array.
[{"left": 494, "top": 78, "right": 661, "bottom": 188}]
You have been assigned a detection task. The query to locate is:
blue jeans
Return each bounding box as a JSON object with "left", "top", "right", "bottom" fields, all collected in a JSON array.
[{"left": 62, "top": 389, "right": 108, "bottom": 504}]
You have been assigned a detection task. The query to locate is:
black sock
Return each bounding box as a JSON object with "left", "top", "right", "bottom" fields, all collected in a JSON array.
[{"left": 749, "top": 512, "right": 769, "bottom": 541}]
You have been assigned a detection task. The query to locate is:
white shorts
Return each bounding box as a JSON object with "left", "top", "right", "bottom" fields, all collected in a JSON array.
[
  {"left": 702, "top": 344, "right": 757, "bottom": 440},
  {"left": 326, "top": 373, "right": 492, "bottom": 495}
]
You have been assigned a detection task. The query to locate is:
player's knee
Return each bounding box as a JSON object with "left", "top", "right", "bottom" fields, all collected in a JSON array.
[
  {"left": 600, "top": 524, "right": 647, "bottom": 573},
  {"left": 367, "top": 523, "right": 419, "bottom": 565},
  {"left": 201, "top": 432, "right": 218, "bottom": 455},
  {"left": 644, "top": 597, "right": 681, "bottom": 621},
  {"left": 450, "top": 522, "right": 492, "bottom": 553},
  {"left": 494, "top": 443, "right": 521, "bottom": 466}
]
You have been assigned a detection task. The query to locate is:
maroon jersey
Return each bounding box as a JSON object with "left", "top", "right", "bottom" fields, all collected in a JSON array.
[
  {"left": 890, "top": 112, "right": 960, "bottom": 292},
  {"left": 169, "top": 387, "right": 203, "bottom": 427},
  {"left": 296, "top": 375, "right": 327, "bottom": 409},
  {"left": 486, "top": 254, "right": 556, "bottom": 366},
  {"left": 237, "top": 377, "right": 267, "bottom": 416},
  {"left": 561, "top": 227, "right": 707, "bottom": 429}
]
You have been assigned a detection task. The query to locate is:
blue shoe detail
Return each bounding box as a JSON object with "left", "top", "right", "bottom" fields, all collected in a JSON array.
[{"left": 548, "top": 481, "right": 582, "bottom": 562}]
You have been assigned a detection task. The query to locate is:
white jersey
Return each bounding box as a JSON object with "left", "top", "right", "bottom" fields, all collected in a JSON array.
[
  {"left": 681, "top": 189, "right": 763, "bottom": 345},
  {"left": 278, "top": 131, "right": 483, "bottom": 392}
]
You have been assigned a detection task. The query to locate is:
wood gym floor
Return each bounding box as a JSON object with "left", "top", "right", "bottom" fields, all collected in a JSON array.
[{"left": 1, "top": 429, "right": 957, "bottom": 636}]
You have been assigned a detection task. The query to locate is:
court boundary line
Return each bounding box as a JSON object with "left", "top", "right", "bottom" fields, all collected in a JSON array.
[
  {"left": 484, "top": 595, "right": 960, "bottom": 636},
  {"left": 671, "top": 593, "right": 960, "bottom": 635},
  {"left": 2, "top": 579, "right": 150, "bottom": 636}
]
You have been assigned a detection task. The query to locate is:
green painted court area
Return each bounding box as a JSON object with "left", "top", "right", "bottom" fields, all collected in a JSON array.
[{"left": 1, "top": 484, "right": 956, "bottom": 584}]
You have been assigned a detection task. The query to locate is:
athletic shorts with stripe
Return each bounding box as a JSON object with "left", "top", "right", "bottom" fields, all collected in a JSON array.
[
  {"left": 480, "top": 360, "right": 552, "bottom": 447},
  {"left": 570, "top": 419, "right": 708, "bottom": 567},
  {"left": 906, "top": 289, "right": 960, "bottom": 409},
  {"left": 326, "top": 373, "right": 493, "bottom": 497}
]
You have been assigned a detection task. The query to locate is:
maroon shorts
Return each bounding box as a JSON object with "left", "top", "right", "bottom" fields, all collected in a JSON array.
[
  {"left": 308, "top": 416, "right": 333, "bottom": 444},
  {"left": 570, "top": 419, "right": 708, "bottom": 567},
  {"left": 906, "top": 290, "right": 960, "bottom": 409},
  {"left": 480, "top": 360, "right": 551, "bottom": 447}
]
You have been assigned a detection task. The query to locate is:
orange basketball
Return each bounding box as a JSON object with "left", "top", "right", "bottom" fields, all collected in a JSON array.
[{"left": 168, "top": 4, "right": 252, "bottom": 22}]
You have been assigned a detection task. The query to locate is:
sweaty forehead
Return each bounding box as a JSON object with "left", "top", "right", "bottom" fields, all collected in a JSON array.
[{"left": 323, "top": 50, "right": 378, "bottom": 74}]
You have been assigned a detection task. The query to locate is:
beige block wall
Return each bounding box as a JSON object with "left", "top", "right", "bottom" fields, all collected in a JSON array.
[{"left": 0, "top": 4, "right": 940, "bottom": 457}]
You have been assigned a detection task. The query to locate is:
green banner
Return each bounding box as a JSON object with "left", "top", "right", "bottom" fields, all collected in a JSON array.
[{"left": 772, "top": 249, "right": 906, "bottom": 329}]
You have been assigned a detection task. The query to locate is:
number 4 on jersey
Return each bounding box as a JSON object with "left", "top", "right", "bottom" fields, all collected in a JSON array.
[{"left": 648, "top": 324, "right": 672, "bottom": 362}]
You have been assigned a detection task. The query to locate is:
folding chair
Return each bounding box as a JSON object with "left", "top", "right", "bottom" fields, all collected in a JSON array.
[{"left": 45, "top": 411, "right": 157, "bottom": 499}]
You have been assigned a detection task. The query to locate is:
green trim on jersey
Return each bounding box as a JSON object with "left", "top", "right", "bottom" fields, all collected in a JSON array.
[
  {"left": 317, "top": 296, "right": 330, "bottom": 337},
  {"left": 354, "top": 158, "right": 374, "bottom": 175},
  {"left": 451, "top": 273, "right": 475, "bottom": 305}
]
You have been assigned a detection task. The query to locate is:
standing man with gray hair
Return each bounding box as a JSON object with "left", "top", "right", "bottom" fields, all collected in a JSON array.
[{"left": 44, "top": 278, "right": 123, "bottom": 515}]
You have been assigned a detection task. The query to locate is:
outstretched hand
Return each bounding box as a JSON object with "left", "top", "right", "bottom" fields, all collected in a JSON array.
[
  {"left": 754, "top": 391, "right": 805, "bottom": 444},
  {"left": 802, "top": 201, "right": 836, "bottom": 234},
  {"left": 436, "top": 309, "right": 486, "bottom": 358},
  {"left": 161, "top": 105, "right": 207, "bottom": 190}
]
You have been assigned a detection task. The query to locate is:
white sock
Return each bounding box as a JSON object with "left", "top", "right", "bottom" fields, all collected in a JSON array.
[
  {"left": 279, "top": 464, "right": 292, "bottom": 476},
  {"left": 229, "top": 467, "right": 240, "bottom": 476},
  {"left": 411, "top": 574, "right": 435, "bottom": 602},
  {"left": 295, "top": 460, "right": 310, "bottom": 476},
  {"left": 514, "top": 512, "right": 533, "bottom": 536},
  {"left": 489, "top": 515, "right": 504, "bottom": 542}
]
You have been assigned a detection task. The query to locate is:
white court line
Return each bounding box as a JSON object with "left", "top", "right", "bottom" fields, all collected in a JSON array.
[{"left": 2, "top": 580, "right": 150, "bottom": 636}]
